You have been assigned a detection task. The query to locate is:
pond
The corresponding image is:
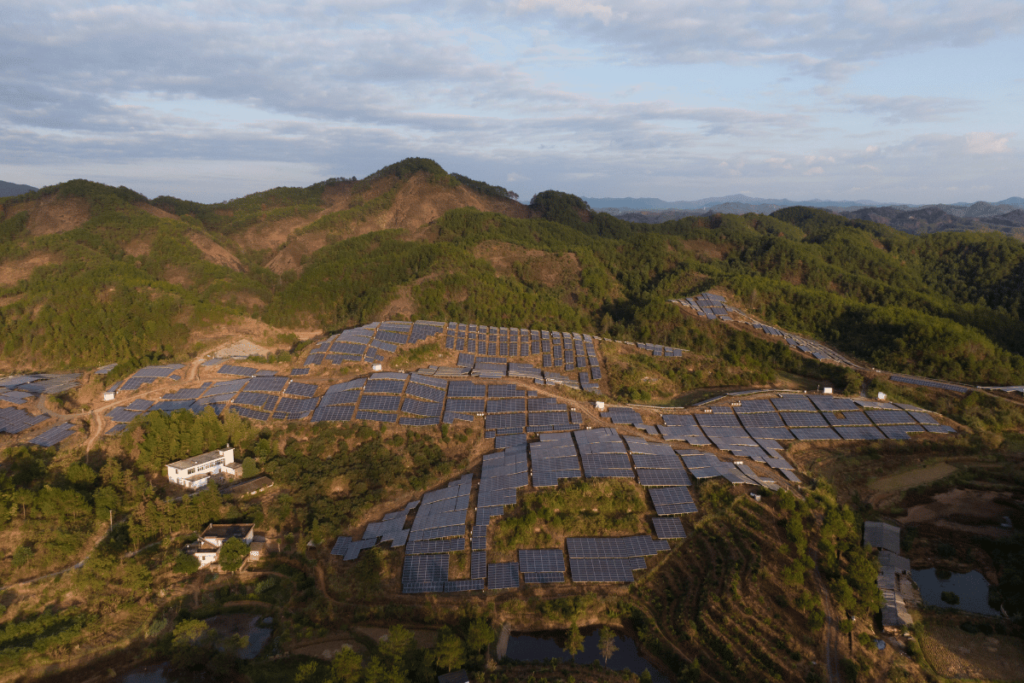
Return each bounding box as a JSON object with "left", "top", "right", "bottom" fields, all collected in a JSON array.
[
  {"left": 912, "top": 568, "right": 1001, "bottom": 617},
  {"left": 506, "top": 629, "right": 670, "bottom": 683}
]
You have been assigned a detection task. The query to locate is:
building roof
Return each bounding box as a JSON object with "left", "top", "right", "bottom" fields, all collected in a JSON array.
[
  {"left": 202, "top": 523, "right": 254, "bottom": 539},
  {"left": 168, "top": 448, "right": 229, "bottom": 471},
  {"left": 879, "top": 550, "right": 911, "bottom": 572},
  {"left": 864, "top": 521, "right": 901, "bottom": 554}
]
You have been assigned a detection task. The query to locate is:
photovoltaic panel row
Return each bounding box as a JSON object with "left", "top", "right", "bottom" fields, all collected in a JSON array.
[
  {"left": 652, "top": 517, "right": 686, "bottom": 539},
  {"left": 311, "top": 405, "right": 355, "bottom": 422},
  {"left": 245, "top": 376, "right": 288, "bottom": 393},
  {"left": 569, "top": 557, "right": 642, "bottom": 583},
  {"left": 406, "top": 382, "right": 446, "bottom": 402},
  {"left": 518, "top": 549, "right": 566, "bottom": 574},
  {"left": 488, "top": 562, "right": 520, "bottom": 589},
  {"left": 567, "top": 535, "right": 667, "bottom": 558},
  {"left": 358, "top": 394, "right": 402, "bottom": 412},
  {"left": 405, "top": 538, "right": 465, "bottom": 554},
  {"left": 524, "top": 572, "right": 566, "bottom": 584},
  {"left": 27, "top": 422, "right": 78, "bottom": 447}
]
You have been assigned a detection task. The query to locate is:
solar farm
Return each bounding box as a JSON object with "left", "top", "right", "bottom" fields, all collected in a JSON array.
[
  {"left": 334, "top": 426, "right": 688, "bottom": 592},
  {"left": 671, "top": 293, "right": 859, "bottom": 367}
]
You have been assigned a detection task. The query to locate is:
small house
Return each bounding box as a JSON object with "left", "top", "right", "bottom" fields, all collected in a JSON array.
[
  {"left": 166, "top": 445, "right": 238, "bottom": 490},
  {"left": 200, "top": 522, "right": 255, "bottom": 548}
]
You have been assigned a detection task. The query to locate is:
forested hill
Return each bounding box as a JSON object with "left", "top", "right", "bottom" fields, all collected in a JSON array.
[{"left": 2, "top": 158, "right": 1024, "bottom": 386}]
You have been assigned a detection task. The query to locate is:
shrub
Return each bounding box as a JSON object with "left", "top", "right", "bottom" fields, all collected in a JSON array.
[{"left": 941, "top": 591, "right": 960, "bottom": 605}]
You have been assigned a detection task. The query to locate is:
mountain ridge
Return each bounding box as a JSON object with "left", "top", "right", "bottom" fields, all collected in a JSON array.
[{"left": 0, "top": 180, "right": 37, "bottom": 198}]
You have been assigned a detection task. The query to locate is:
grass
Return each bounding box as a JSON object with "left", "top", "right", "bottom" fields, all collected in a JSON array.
[{"left": 489, "top": 479, "right": 648, "bottom": 558}]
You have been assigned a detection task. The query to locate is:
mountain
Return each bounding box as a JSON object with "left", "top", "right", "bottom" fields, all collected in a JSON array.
[
  {"left": 3, "top": 157, "right": 1024, "bottom": 387},
  {"left": 582, "top": 194, "right": 880, "bottom": 211},
  {"left": 0, "top": 180, "right": 37, "bottom": 197},
  {"left": 841, "top": 201, "right": 1024, "bottom": 238}
]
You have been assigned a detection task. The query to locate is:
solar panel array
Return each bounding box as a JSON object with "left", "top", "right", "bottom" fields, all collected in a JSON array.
[
  {"left": 476, "top": 447, "right": 528, "bottom": 525},
  {"left": 651, "top": 517, "right": 686, "bottom": 539},
  {"left": 0, "top": 407, "right": 50, "bottom": 435},
  {"left": 27, "top": 421, "right": 79, "bottom": 447},
  {"left": 0, "top": 372, "right": 81, "bottom": 399},
  {"left": 576, "top": 428, "right": 634, "bottom": 478},
  {"left": 889, "top": 375, "right": 970, "bottom": 394},
  {"left": 566, "top": 535, "right": 669, "bottom": 582},
  {"left": 653, "top": 395, "right": 953, "bottom": 450},
  {"left": 106, "top": 364, "right": 185, "bottom": 393},
  {"left": 672, "top": 294, "right": 856, "bottom": 367},
  {"left": 531, "top": 432, "right": 583, "bottom": 487}
]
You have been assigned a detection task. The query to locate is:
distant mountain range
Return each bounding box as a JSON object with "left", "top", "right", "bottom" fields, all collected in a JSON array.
[
  {"left": 0, "top": 180, "right": 37, "bottom": 198},
  {"left": 584, "top": 194, "right": 1024, "bottom": 212},
  {"left": 584, "top": 194, "right": 1024, "bottom": 237}
]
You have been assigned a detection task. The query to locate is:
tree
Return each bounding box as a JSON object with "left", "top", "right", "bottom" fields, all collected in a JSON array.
[
  {"left": 219, "top": 536, "right": 249, "bottom": 572},
  {"left": 466, "top": 618, "right": 495, "bottom": 655},
  {"left": 332, "top": 647, "right": 362, "bottom": 683},
  {"left": 379, "top": 624, "right": 414, "bottom": 666},
  {"left": 363, "top": 656, "right": 385, "bottom": 683},
  {"left": 242, "top": 456, "right": 259, "bottom": 478},
  {"left": 563, "top": 622, "right": 584, "bottom": 661},
  {"left": 174, "top": 553, "right": 200, "bottom": 575},
  {"left": 598, "top": 627, "right": 618, "bottom": 663},
  {"left": 170, "top": 618, "right": 217, "bottom": 670},
  {"left": 433, "top": 628, "right": 466, "bottom": 672}
]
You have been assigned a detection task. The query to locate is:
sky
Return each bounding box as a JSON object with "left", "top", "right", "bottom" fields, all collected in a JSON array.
[{"left": 2, "top": 0, "right": 1023, "bottom": 204}]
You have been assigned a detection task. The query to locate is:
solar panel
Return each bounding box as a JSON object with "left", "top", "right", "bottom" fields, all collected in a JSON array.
[
  {"left": 889, "top": 375, "right": 969, "bottom": 394},
  {"left": 771, "top": 396, "right": 816, "bottom": 411},
  {"left": 568, "top": 557, "right": 639, "bottom": 583},
  {"left": 696, "top": 413, "right": 742, "bottom": 428},
  {"left": 488, "top": 562, "right": 520, "bottom": 589},
  {"left": 868, "top": 410, "right": 916, "bottom": 425},
  {"left": 363, "top": 379, "right": 405, "bottom": 395},
  {"left": 284, "top": 381, "right": 317, "bottom": 397},
  {"left": 637, "top": 469, "right": 692, "bottom": 487},
  {"left": 471, "top": 551, "right": 487, "bottom": 579},
  {"left": 245, "top": 376, "right": 288, "bottom": 393},
  {"left": 311, "top": 405, "right": 355, "bottom": 422},
  {"left": 739, "top": 412, "right": 786, "bottom": 428},
  {"left": 485, "top": 413, "right": 526, "bottom": 430},
  {"left": 782, "top": 412, "right": 829, "bottom": 428},
  {"left": 834, "top": 425, "right": 886, "bottom": 440},
  {"left": 924, "top": 424, "right": 956, "bottom": 433},
  {"left": 405, "top": 538, "right": 465, "bottom": 554},
  {"left": 487, "top": 398, "right": 526, "bottom": 413},
  {"left": 733, "top": 399, "right": 777, "bottom": 413},
  {"left": 448, "top": 381, "right": 487, "bottom": 397},
  {"left": 744, "top": 427, "right": 795, "bottom": 439},
  {"left": 495, "top": 433, "right": 529, "bottom": 449},
  {"left": 331, "top": 536, "right": 352, "bottom": 556},
  {"left": 652, "top": 517, "right": 686, "bottom": 539},
  {"left": 790, "top": 427, "right": 840, "bottom": 440},
  {"left": 518, "top": 549, "right": 566, "bottom": 573},
  {"left": 355, "top": 410, "right": 397, "bottom": 422},
  {"left": 358, "top": 394, "right": 402, "bottom": 411},
  {"left": 273, "top": 397, "right": 318, "bottom": 419},
  {"left": 409, "top": 374, "right": 448, "bottom": 388},
  {"left": 523, "top": 572, "right": 566, "bottom": 584}
]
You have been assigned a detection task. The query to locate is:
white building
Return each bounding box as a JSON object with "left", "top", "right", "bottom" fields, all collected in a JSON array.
[{"left": 166, "top": 445, "right": 240, "bottom": 490}]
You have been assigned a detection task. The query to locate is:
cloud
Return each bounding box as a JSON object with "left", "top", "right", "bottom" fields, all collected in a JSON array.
[
  {"left": 964, "top": 132, "right": 1012, "bottom": 154},
  {"left": 844, "top": 95, "right": 974, "bottom": 124}
]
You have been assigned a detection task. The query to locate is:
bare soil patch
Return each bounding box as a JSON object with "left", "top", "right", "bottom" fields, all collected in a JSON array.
[
  {"left": 901, "top": 488, "right": 1015, "bottom": 526},
  {"left": 680, "top": 239, "right": 727, "bottom": 260},
  {"left": 188, "top": 231, "right": 242, "bottom": 271},
  {"left": 265, "top": 231, "right": 329, "bottom": 274},
  {"left": 923, "top": 622, "right": 1024, "bottom": 681},
  {"left": 870, "top": 463, "right": 958, "bottom": 493},
  {"left": 0, "top": 252, "right": 61, "bottom": 286},
  {"left": 123, "top": 237, "right": 153, "bottom": 258},
  {"left": 473, "top": 241, "right": 582, "bottom": 289},
  {"left": 26, "top": 196, "right": 89, "bottom": 236},
  {"left": 379, "top": 285, "right": 417, "bottom": 320}
]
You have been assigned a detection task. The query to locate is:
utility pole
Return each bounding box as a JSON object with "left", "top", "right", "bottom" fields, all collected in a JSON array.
[{"left": 110, "top": 509, "right": 113, "bottom": 535}]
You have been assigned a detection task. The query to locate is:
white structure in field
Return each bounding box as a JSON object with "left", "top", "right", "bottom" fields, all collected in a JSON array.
[{"left": 166, "top": 445, "right": 240, "bottom": 490}]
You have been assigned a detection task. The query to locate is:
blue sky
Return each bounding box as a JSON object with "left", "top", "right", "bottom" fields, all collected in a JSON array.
[{"left": 2, "top": 0, "right": 1022, "bottom": 204}]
